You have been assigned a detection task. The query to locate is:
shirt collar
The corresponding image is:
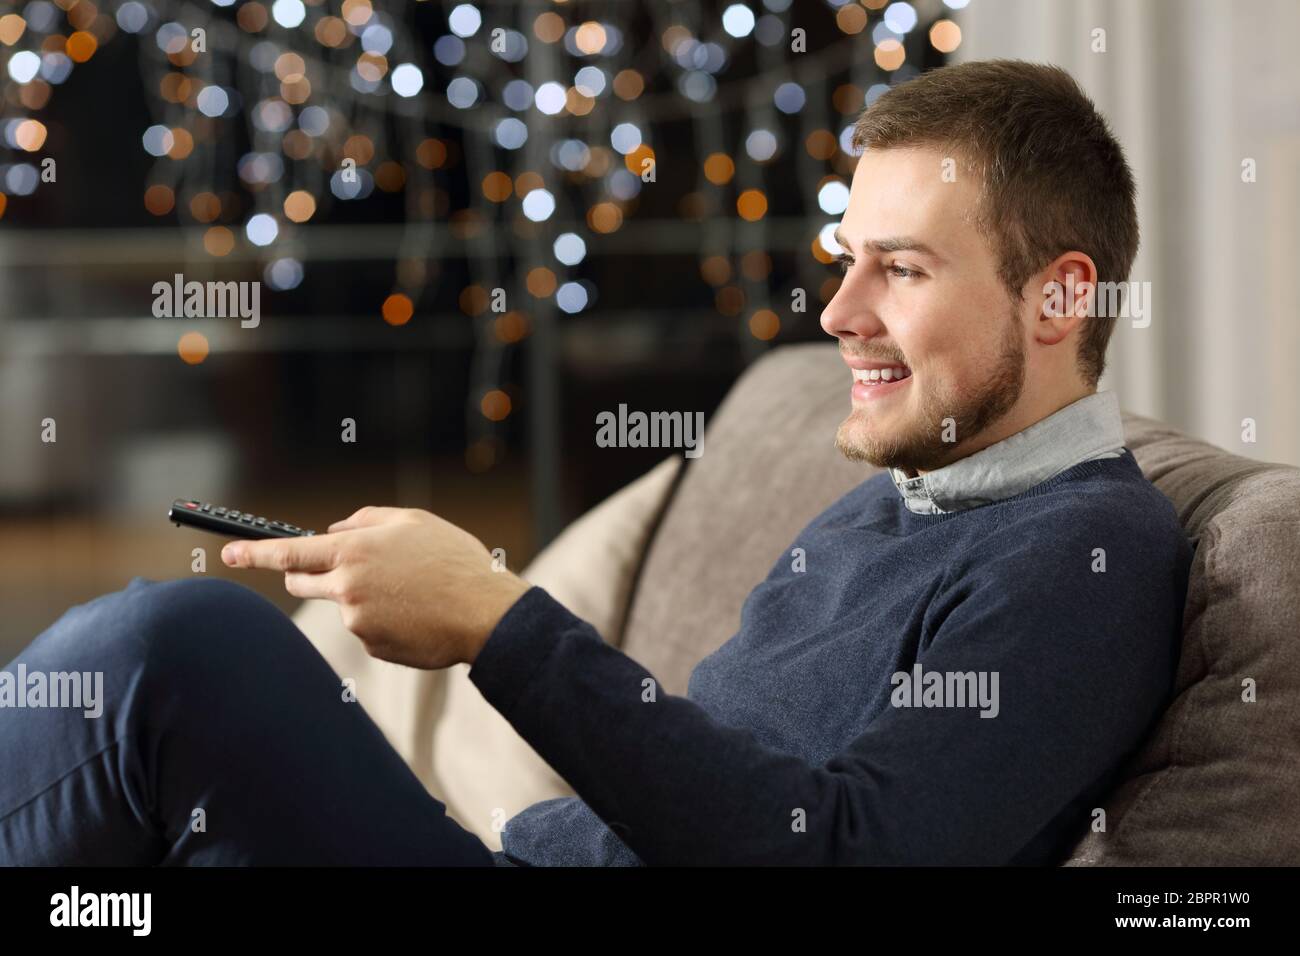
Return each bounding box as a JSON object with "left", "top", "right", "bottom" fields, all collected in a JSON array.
[{"left": 888, "top": 390, "right": 1126, "bottom": 515}]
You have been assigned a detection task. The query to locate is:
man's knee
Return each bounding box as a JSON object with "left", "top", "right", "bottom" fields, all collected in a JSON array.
[
  {"left": 130, "top": 576, "right": 279, "bottom": 637},
  {"left": 28, "top": 577, "right": 294, "bottom": 680},
  {"left": 124, "top": 577, "right": 310, "bottom": 679}
]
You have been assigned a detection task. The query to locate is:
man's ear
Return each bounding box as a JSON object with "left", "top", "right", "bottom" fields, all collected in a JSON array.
[{"left": 1035, "top": 252, "right": 1097, "bottom": 346}]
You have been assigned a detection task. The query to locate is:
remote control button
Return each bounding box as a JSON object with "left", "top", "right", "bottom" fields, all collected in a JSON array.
[
  {"left": 183, "top": 502, "right": 198, "bottom": 509},
  {"left": 201, "top": 504, "right": 212, "bottom": 512},
  {"left": 214, "top": 507, "right": 227, "bottom": 515}
]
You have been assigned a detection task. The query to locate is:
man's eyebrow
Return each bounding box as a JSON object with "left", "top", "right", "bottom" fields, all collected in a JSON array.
[{"left": 832, "top": 228, "right": 942, "bottom": 261}]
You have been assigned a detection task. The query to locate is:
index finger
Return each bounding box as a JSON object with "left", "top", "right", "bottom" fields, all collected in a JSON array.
[{"left": 221, "top": 532, "right": 344, "bottom": 573}]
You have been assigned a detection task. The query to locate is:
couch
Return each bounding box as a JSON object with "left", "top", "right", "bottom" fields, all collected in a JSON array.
[{"left": 292, "top": 342, "right": 1300, "bottom": 864}]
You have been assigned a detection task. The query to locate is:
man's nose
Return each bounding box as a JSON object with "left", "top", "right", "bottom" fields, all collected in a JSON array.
[{"left": 820, "top": 274, "right": 884, "bottom": 340}]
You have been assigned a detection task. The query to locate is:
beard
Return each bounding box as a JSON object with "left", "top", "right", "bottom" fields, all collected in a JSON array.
[{"left": 834, "top": 309, "right": 1026, "bottom": 473}]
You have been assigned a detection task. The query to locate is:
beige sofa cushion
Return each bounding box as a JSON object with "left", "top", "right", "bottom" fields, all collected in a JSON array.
[
  {"left": 291, "top": 454, "right": 681, "bottom": 848},
  {"left": 621, "top": 342, "right": 1300, "bottom": 864}
]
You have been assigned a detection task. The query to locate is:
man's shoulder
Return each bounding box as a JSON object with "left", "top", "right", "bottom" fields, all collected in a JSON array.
[{"left": 991, "top": 454, "right": 1192, "bottom": 565}]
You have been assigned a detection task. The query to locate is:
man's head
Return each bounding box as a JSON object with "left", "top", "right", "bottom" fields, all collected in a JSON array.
[{"left": 822, "top": 60, "right": 1138, "bottom": 475}]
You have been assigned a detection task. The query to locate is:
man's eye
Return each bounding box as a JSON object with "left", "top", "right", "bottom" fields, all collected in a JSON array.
[{"left": 836, "top": 257, "right": 917, "bottom": 279}]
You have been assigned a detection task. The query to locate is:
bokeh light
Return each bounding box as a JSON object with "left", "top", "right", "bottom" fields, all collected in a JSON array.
[
  {"left": 382, "top": 293, "right": 414, "bottom": 326},
  {"left": 480, "top": 389, "right": 511, "bottom": 422},
  {"left": 177, "top": 332, "right": 210, "bottom": 365},
  {"left": 749, "top": 310, "right": 780, "bottom": 341},
  {"left": 553, "top": 232, "right": 586, "bottom": 266},
  {"left": 737, "top": 189, "right": 768, "bottom": 222},
  {"left": 449, "top": 4, "right": 482, "bottom": 38}
]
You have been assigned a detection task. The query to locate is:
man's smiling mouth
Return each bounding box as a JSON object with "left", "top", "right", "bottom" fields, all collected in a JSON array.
[{"left": 850, "top": 366, "right": 912, "bottom": 385}]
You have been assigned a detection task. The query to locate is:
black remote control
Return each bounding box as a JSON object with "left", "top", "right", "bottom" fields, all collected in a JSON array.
[{"left": 168, "top": 499, "right": 318, "bottom": 539}]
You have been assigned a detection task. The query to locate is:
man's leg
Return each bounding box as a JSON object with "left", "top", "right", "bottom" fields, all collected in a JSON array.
[{"left": 0, "top": 576, "right": 493, "bottom": 865}]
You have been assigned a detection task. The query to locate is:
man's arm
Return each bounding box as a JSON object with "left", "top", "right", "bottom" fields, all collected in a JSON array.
[
  {"left": 470, "top": 524, "right": 1189, "bottom": 866},
  {"left": 220, "top": 501, "right": 1187, "bottom": 864}
]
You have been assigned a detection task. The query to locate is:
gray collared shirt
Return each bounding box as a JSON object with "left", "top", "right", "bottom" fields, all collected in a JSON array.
[{"left": 888, "top": 390, "right": 1127, "bottom": 515}]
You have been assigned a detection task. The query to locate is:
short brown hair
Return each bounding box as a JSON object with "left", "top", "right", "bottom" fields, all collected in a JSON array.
[{"left": 850, "top": 59, "right": 1138, "bottom": 387}]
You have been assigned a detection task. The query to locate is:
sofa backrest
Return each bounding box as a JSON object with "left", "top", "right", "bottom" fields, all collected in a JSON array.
[{"left": 619, "top": 342, "right": 1300, "bottom": 864}]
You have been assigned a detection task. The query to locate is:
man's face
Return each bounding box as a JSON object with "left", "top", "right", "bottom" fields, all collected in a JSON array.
[{"left": 821, "top": 146, "right": 1027, "bottom": 475}]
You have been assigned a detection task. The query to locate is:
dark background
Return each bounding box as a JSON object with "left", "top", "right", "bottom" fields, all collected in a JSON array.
[{"left": 0, "top": 0, "right": 951, "bottom": 654}]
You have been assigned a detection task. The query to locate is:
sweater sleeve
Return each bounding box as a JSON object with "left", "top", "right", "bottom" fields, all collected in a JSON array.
[
  {"left": 470, "top": 520, "right": 1190, "bottom": 865},
  {"left": 500, "top": 797, "right": 645, "bottom": 866}
]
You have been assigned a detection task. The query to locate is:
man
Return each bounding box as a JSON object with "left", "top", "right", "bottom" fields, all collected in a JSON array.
[{"left": 0, "top": 59, "right": 1191, "bottom": 866}]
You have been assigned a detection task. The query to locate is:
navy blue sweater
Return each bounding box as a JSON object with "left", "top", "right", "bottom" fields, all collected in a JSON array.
[{"left": 471, "top": 450, "right": 1193, "bottom": 865}]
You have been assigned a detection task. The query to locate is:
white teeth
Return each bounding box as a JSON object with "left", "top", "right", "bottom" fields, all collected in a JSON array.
[{"left": 851, "top": 366, "right": 911, "bottom": 384}]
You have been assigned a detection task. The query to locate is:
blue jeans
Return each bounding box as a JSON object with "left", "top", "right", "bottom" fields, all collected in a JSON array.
[{"left": 0, "top": 576, "right": 499, "bottom": 865}]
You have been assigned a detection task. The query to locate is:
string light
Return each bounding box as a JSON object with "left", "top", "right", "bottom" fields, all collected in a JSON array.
[{"left": 0, "top": 0, "right": 960, "bottom": 472}]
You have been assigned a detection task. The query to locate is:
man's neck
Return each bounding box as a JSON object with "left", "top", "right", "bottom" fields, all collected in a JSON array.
[
  {"left": 887, "top": 389, "right": 1126, "bottom": 516},
  {"left": 912, "top": 388, "right": 1095, "bottom": 477}
]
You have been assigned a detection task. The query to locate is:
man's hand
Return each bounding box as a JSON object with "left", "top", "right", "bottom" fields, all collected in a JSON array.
[{"left": 219, "top": 506, "right": 531, "bottom": 670}]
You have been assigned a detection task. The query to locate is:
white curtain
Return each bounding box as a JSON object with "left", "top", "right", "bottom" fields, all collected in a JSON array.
[{"left": 951, "top": 0, "right": 1300, "bottom": 466}]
